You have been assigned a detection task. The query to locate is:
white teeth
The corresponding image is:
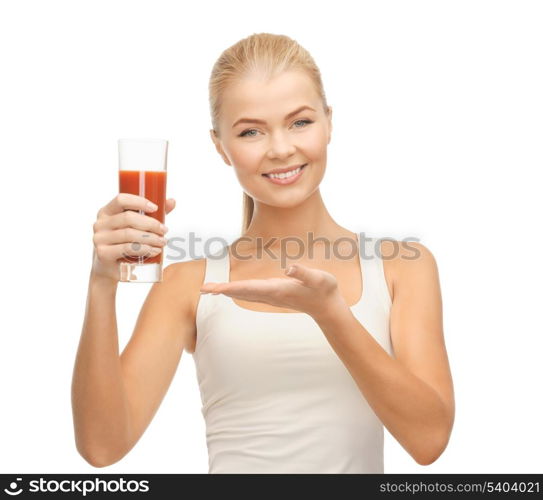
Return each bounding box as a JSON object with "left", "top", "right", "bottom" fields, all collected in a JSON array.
[{"left": 268, "top": 166, "right": 302, "bottom": 179}]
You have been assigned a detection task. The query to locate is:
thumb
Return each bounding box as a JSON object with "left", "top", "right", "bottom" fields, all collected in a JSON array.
[
  {"left": 165, "top": 198, "right": 176, "bottom": 214},
  {"left": 285, "top": 263, "right": 317, "bottom": 285}
]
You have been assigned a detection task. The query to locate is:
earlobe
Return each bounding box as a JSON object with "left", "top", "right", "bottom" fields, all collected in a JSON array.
[
  {"left": 209, "top": 129, "right": 219, "bottom": 149},
  {"left": 210, "top": 129, "right": 232, "bottom": 166},
  {"left": 327, "top": 107, "right": 333, "bottom": 144}
]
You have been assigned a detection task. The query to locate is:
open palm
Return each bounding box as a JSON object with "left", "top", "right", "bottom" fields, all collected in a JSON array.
[{"left": 200, "top": 264, "right": 345, "bottom": 318}]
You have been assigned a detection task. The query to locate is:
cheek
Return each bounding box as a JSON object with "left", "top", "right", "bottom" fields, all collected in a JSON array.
[
  {"left": 301, "top": 128, "right": 328, "bottom": 162},
  {"left": 228, "top": 143, "right": 262, "bottom": 174}
]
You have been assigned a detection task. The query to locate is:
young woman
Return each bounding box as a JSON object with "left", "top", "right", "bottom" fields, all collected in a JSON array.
[{"left": 72, "top": 33, "right": 455, "bottom": 473}]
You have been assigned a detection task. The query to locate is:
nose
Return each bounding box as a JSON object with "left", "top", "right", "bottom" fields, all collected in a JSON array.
[{"left": 266, "top": 130, "right": 296, "bottom": 160}]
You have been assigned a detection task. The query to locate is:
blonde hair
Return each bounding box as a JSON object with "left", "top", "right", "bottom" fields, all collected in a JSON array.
[{"left": 208, "top": 33, "right": 330, "bottom": 234}]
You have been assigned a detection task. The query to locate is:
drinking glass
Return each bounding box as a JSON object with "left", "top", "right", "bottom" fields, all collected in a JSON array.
[{"left": 118, "top": 138, "right": 168, "bottom": 283}]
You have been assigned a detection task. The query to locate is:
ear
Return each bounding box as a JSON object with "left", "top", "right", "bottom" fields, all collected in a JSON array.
[
  {"left": 210, "top": 129, "right": 232, "bottom": 166},
  {"left": 326, "top": 105, "right": 333, "bottom": 144}
]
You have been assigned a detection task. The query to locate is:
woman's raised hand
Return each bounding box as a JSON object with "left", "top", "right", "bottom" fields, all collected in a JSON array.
[{"left": 91, "top": 193, "right": 176, "bottom": 282}]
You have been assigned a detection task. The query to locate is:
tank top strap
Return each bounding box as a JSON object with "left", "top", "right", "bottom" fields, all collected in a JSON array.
[
  {"left": 359, "top": 235, "right": 393, "bottom": 311},
  {"left": 203, "top": 245, "right": 230, "bottom": 284},
  {"left": 195, "top": 246, "right": 229, "bottom": 323}
]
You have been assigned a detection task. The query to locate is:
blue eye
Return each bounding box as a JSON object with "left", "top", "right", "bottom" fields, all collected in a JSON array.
[
  {"left": 293, "top": 119, "right": 313, "bottom": 128},
  {"left": 238, "top": 119, "right": 314, "bottom": 137},
  {"left": 239, "top": 129, "right": 258, "bottom": 137}
]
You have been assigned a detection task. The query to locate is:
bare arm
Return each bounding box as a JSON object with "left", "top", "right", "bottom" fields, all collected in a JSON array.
[
  {"left": 312, "top": 241, "right": 455, "bottom": 466},
  {"left": 71, "top": 259, "right": 201, "bottom": 467},
  {"left": 71, "top": 193, "right": 203, "bottom": 467},
  {"left": 71, "top": 270, "right": 129, "bottom": 466},
  {"left": 118, "top": 260, "right": 199, "bottom": 461}
]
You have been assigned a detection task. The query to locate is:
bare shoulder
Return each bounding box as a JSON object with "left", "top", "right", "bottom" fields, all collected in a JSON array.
[
  {"left": 163, "top": 257, "right": 207, "bottom": 315},
  {"left": 389, "top": 240, "right": 439, "bottom": 285},
  {"left": 379, "top": 239, "right": 438, "bottom": 303},
  {"left": 162, "top": 257, "right": 207, "bottom": 352}
]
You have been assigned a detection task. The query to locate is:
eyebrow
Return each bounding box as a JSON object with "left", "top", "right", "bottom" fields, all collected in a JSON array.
[{"left": 232, "top": 105, "right": 316, "bottom": 128}]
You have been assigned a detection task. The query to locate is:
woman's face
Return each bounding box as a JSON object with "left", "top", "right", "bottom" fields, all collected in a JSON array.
[{"left": 211, "top": 70, "right": 332, "bottom": 208}]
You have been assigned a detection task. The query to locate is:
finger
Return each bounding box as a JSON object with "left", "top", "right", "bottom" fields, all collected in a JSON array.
[
  {"left": 94, "top": 228, "right": 167, "bottom": 247},
  {"left": 97, "top": 242, "right": 163, "bottom": 261},
  {"left": 165, "top": 198, "right": 176, "bottom": 215},
  {"left": 100, "top": 193, "right": 159, "bottom": 217},
  {"left": 213, "top": 281, "right": 280, "bottom": 305},
  {"left": 102, "top": 210, "right": 166, "bottom": 236},
  {"left": 206, "top": 279, "right": 276, "bottom": 298},
  {"left": 200, "top": 280, "right": 257, "bottom": 295},
  {"left": 284, "top": 263, "right": 321, "bottom": 286},
  {"left": 200, "top": 282, "right": 220, "bottom": 293}
]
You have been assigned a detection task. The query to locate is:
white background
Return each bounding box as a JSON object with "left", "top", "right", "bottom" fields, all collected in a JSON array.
[{"left": 1, "top": 0, "right": 541, "bottom": 474}]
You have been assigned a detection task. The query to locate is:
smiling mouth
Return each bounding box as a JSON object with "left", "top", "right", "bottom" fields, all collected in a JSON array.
[
  {"left": 262, "top": 164, "right": 307, "bottom": 179},
  {"left": 261, "top": 163, "right": 308, "bottom": 186}
]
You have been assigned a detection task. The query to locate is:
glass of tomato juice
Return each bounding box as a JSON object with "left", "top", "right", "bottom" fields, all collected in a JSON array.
[{"left": 118, "top": 138, "right": 168, "bottom": 283}]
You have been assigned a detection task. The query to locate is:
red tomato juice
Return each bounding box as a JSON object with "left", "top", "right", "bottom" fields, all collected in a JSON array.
[{"left": 119, "top": 170, "right": 167, "bottom": 265}]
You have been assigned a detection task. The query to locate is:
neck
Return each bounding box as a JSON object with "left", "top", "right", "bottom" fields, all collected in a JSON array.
[{"left": 243, "top": 189, "right": 347, "bottom": 246}]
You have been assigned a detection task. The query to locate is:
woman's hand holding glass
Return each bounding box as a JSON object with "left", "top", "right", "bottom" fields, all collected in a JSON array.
[{"left": 91, "top": 193, "right": 176, "bottom": 283}]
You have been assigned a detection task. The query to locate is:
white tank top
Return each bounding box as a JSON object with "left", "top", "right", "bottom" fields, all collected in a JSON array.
[{"left": 191, "top": 233, "right": 393, "bottom": 473}]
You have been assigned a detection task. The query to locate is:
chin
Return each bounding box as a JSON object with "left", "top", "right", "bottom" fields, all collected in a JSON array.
[{"left": 252, "top": 185, "right": 321, "bottom": 209}]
